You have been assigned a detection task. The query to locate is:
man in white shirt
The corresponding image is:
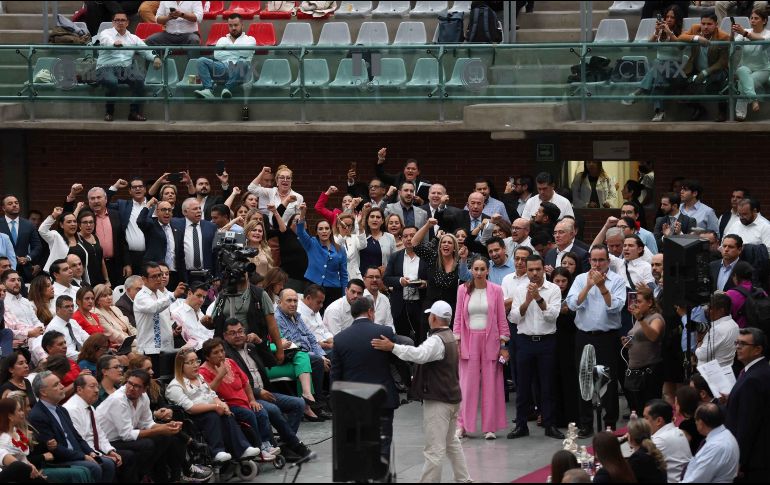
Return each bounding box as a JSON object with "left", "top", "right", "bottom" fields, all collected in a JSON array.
[
  {"left": 96, "top": 12, "right": 161, "bottom": 122},
  {"left": 170, "top": 284, "right": 214, "bottom": 350},
  {"left": 107, "top": 177, "right": 148, "bottom": 274},
  {"left": 45, "top": 296, "right": 89, "bottom": 361},
  {"left": 520, "top": 172, "right": 574, "bottom": 221},
  {"left": 695, "top": 293, "right": 739, "bottom": 368},
  {"left": 620, "top": 235, "right": 655, "bottom": 289},
  {"left": 194, "top": 13, "right": 256, "bottom": 99},
  {"left": 682, "top": 403, "right": 739, "bottom": 483},
  {"left": 322, "top": 279, "right": 365, "bottom": 335},
  {"left": 362, "top": 267, "right": 395, "bottom": 332},
  {"left": 644, "top": 399, "right": 693, "bottom": 483},
  {"left": 507, "top": 255, "right": 564, "bottom": 440},
  {"left": 146, "top": 0, "right": 204, "bottom": 46},
  {"left": 501, "top": 246, "right": 532, "bottom": 313},
  {"left": 1, "top": 269, "right": 44, "bottom": 348},
  {"left": 49, "top": 258, "right": 78, "bottom": 314},
  {"left": 64, "top": 375, "right": 136, "bottom": 482},
  {"left": 724, "top": 198, "right": 770, "bottom": 254},
  {"left": 133, "top": 262, "right": 176, "bottom": 362},
  {"left": 298, "top": 285, "right": 334, "bottom": 350}
]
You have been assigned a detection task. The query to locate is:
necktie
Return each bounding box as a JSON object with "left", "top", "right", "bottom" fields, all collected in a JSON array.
[
  {"left": 471, "top": 218, "right": 479, "bottom": 230},
  {"left": 72, "top": 280, "right": 80, "bottom": 288},
  {"left": 625, "top": 261, "right": 635, "bottom": 289},
  {"left": 9, "top": 220, "right": 17, "bottom": 245},
  {"left": 66, "top": 322, "right": 82, "bottom": 351},
  {"left": 56, "top": 407, "right": 78, "bottom": 450},
  {"left": 87, "top": 406, "right": 102, "bottom": 453},
  {"left": 163, "top": 225, "right": 174, "bottom": 267},
  {"left": 738, "top": 368, "right": 746, "bottom": 380},
  {"left": 153, "top": 309, "right": 162, "bottom": 349},
  {"left": 192, "top": 223, "right": 201, "bottom": 269}
]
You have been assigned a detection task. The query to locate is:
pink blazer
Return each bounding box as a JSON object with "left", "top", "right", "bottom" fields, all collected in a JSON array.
[{"left": 453, "top": 282, "right": 510, "bottom": 361}]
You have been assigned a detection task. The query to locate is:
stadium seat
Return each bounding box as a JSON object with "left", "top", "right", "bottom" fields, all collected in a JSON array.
[
  {"left": 393, "top": 21, "right": 427, "bottom": 44},
  {"left": 373, "top": 58, "right": 407, "bottom": 87},
  {"left": 634, "top": 18, "right": 656, "bottom": 42},
  {"left": 446, "top": 57, "right": 485, "bottom": 87},
  {"left": 683, "top": 17, "right": 699, "bottom": 30},
  {"left": 410, "top": 1, "right": 448, "bottom": 17},
  {"left": 355, "top": 21, "right": 389, "bottom": 45},
  {"left": 97, "top": 21, "right": 112, "bottom": 34},
  {"left": 112, "top": 285, "right": 125, "bottom": 304},
  {"left": 203, "top": 0, "right": 225, "bottom": 19},
  {"left": 608, "top": 1, "right": 644, "bottom": 14},
  {"left": 594, "top": 19, "right": 629, "bottom": 43},
  {"left": 330, "top": 58, "right": 370, "bottom": 87},
  {"left": 720, "top": 16, "right": 749, "bottom": 32},
  {"left": 178, "top": 59, "right": 202, "bottom": 88},
  {"left": 136, "top": 22, "right": 163, "bottom": 40},
  {"left": 259, "top": 1, "right": 297, "bottom": 19},
  {"left": 292, "top": 58, "right": 331, "bottom": 87},
  {"left": 449, "top": 1, "right": 471, "bottom": 13},
  {"left": 255, "top": 59, "right": 293, "bottom": 87},
  {"left": 372, "top": 1, "right": 410, "bottom": 17},
  {"left": 280, "top": 22, "right": 314, "bottom": 46},
  {"left": 205, "top": 22, "right": 229, "bottom": 46},
  {"left": 406, "top": 57, "right": 441, "bottom": 88},
  {"left": 145, "top": 58, "right": 180, "bottom": 89},
  {"left": 336, "top": 1, "right": 373, "bottom": 17},
  {"left": 247, "top": 23, "right": 277, "bottom": 46},
  {"left": 317, "top": 22, "right": 352, "bottom": 46},
  {"left": 222, "top": 1, "right": 262, "bottom": 19}
]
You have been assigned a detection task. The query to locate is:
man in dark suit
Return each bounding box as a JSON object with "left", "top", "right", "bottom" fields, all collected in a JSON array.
[
  {"left": 420, "top": 184, "right": 463, "bottom": 241},
  {"left": 29, "top": 370, "right": 116, "bottom": 482},
  {"left": 116, "top": 275, "right": 143, "bottom": 326},
  {"left": 436, "top": 192, "right": 491, "bottom": 236},
  {"left": 719, "top": 188, "right": 751, "bottom": 240},
  {"left": 710, "top": 234, "right": 742, "bottom": 292},
  {"left": 374, "top": 147, "right": 429, "bottom": 205},
  {"left": 137, "top": 199, "right": 185, "bottom": 288},
  {"left": 106, "top": 177, "right": 150, "bottom": 275},
  {"left": 331, "top": 297, "right": 400, "bottom": 460},
  {"left": 171, "top": 197, "right": 217, "bottom": 281},
  {"left": 544, "top": 219, "right": 589, "bottom": 276},
  {"left": 654, "top": 192, "right": 698, "bottom": 246},
  {"left": 384, "top": 226, "right": 428, "bottom": 342},
  {"left": 0, "top": 194, "right": 43, "bottom": 282},
  {"left": 725, "top": 327, "right": 770, "bottom": 483},
  {"left": 194, "top": 173, "right": 233, "bottom": 221}
]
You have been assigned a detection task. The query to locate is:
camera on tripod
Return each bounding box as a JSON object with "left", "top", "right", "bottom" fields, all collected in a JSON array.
[{"left": 214, "top": 231, "right": 257, "bottom": 295}]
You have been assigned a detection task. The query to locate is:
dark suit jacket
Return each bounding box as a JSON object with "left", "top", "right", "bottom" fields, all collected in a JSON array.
[
  {"left": 223, "top": 340, "right": 272, "bottom": 391},
  {"left": 137, "top": 207, "right": 185, "bottom": 275},
  {"left": 654, "top": 213, "right": 698, "bottom": 246},
  {"left": 420, "top": 203, "right": 463, "bottom": 239},
  {"left": 170, "top": 217, "right": 218, "bottom": 272},
  {"left": 331, "top": 318, "right": 400, "bottom": 410},
  {"left": 347, "top": 183, "right": 387, "bottom": 212},
  {"left": 710, "top": 259, "right": 737, "bottom": 292},
  {"left": 64, "top": 200, "right": 129, "bottom": 268},
  {"left": 725, "top": 357, "right": 770, "bottom": 474},
  {"left": 105, "top": 188, "right": 139, "bottom": 231},
  {"left": 435, "top": 208, "right": 490, "bottom": 236},
  {"left": 201, "top": 189, "right": 233, "bottom": 221},
  {"left": 383, "top": 249, "right": 428, "bottom": 318},
  {"left": 115, "top": 293, "right": 135, "bottom": 326},
  {"left": 374, "top": 163, "right": 427, "bottom": 204},
  {"left": 0, "top": 217, "right": 42, "bottom": 280},
  {"left": 28, "top": 400, "right": 94, "bottom": 462},
  {"left": 544, "top": 243, "right": 589, "bottom": 274}
]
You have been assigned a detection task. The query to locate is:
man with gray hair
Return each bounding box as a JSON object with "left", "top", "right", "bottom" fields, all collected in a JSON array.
[
  {"left": 116, "top": 274, "right": 143, "bottom": 326},
  {"left": 64, "top": 183, "right": 130, "bottom": 285},
  {"left": 171, "top": 197, "right": 217, "bottom": 276},
  {"left": 372, "top": 300, "right": 471, "bottom": 483},
  {"left": 544, "top": 219, "right": 589, "bottom": 277},
  {"left": 28, "top": 371, "right": 116, "bottom": 482},
  {"left": 724, "top": 198, "right": 770, "bottom": 255}
]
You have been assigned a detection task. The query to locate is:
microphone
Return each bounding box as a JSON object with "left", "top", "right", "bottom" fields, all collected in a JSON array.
[{"left": 288, "top": 451, "right": 317, "bottom": 469}]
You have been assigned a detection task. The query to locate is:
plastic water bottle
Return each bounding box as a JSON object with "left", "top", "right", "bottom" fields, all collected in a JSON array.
[
  {"left": 605, "top": 425, "right": 613, "bottom": 434},
  {"left": 204, "top": 1, "right": 211, "bottom": 13},
  {"left": 630, "top": 410, "right": 638, "bottom": 421}
]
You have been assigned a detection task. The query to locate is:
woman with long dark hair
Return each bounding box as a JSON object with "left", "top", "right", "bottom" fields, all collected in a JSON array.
[
  {"left": 76, "top": 333, "right": 111, "bottom": 375},
  {"left": 550, "top": 449, "right": 580, "bottom": 484},
  {"left": 0, "top": 397, "right": 47, "bottom": 482},
  {"left": 358, "top": 205, "right": 397, "bottom": 277},
  {"left": 552, "top": 267, "right": 579, "bottom": 427},
  {"left": 592, "top": 431, "right": 637, "bottom": 483},
  {"left": 0, "top": 352, "right": 36, "bottom": 406},
  {"left": 27, "top": 276, "right": 54, "bottom": 325},
  {"left": 38, "top": 206, "right": 79, "bottom": 272},
  {"left": 72, "top": 286, "right": 105, "bottom": 336},
  {"left": 70, "top": 210, "right": 108, "bottom": 286}
]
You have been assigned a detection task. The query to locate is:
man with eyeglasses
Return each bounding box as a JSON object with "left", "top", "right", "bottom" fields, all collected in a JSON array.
[
  {"left": 66, "top": 254, "right": 85, "bottom": 288},
  {"left": 106, "top": 176, "right": 148, "bottom": 275},
  {"left": 133, "top": 262, "right": 176, "bottom": 367},
  {"left": 725, "top": 327, "right": 770, "bottom": 483},
  {"left": 567, "top": 245, "right": 627, "bottom": 438},
  {"left": 361, "top": 267, "right": 396, "bottom": 332},
  {"left": 137, "top": 199, "right": 185, "bottom": 289},
  {"left": 346, "top": 174, "right": 393, "bottom": 211},
  {"left": 375, "top": 147, "right": 429, "bottom": 205}
]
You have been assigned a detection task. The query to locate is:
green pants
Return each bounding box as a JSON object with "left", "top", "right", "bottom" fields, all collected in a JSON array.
[
  {"left": 43, "top": 465, "right": 94, "bottom": 483},
  {"left": 266, "top": 350, "right": 313, "bottom": 395}
]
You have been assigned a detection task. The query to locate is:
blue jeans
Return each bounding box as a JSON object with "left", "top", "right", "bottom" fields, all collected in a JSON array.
[
  {"left": 96, "top": 66, "right": 145, "bottom": 115},
  {"left": 62, "top": 456, "right": 115, "bottom": 482},
  {"left": 230, "top": 404, "right": 273, "bottom": 444},
  {"left": 196, "top": 58, "right": 249, "bottom": 90},
  {"left": 258, "top": 392, "right": 305, "bottom": 445},
  {"left": 190, "top": 411, "right": 251, "bottom": 458}
]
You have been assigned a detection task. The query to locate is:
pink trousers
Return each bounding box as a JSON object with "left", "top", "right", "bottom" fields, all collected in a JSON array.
[{"left": 457, "top": 330, "right": 508, "bottom": 433}]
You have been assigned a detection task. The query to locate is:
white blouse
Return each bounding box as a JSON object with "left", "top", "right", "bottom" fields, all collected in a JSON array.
[{"left": 468, "top": 289, "right": 488, "bottom": 330}]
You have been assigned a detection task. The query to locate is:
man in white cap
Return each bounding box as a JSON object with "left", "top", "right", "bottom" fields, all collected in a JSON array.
[{"left": 371, "top": 301, "right": 471, "bottom": 483}]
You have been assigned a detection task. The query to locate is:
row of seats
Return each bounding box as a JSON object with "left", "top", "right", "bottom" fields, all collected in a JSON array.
[
  {"left": 200, "top": 1, "right": 472, "bottom": 20},
  {"left": 608, "top": 0, "right": 715, "bottom": 16},
  {"left": 31, "top": 55, "right": 484, "bottom": 92},
  {"left": 595, "top": 16, "right": 751, "bottom": 43}
]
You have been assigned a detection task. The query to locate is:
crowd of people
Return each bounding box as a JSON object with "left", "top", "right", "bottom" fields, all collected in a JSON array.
[{"left": 0, "top": 145, "right": 769, "bottom": 483}]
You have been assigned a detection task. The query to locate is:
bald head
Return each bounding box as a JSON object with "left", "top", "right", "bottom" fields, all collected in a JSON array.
[
  {"left": 512, "top": 218, "right": 530, "bottom": 243},
  {"left": 467, "top": 192, "right": 485, "bottom": 218},
  {"left": 66, "top": 254, "right": 84, "bottom": 279},
  {"left": 156, "top": 200, "right": 173, "bottom": 224},
  {"left": 278, "top": 288, "right": 299, "bottom": 315}
]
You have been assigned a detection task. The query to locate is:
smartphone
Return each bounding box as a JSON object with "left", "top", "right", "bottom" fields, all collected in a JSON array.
[
  {"left": 627, "top": 291, "right": 638, "bottom": 311},
  {"left": 169, "top": 7, "right": 177, "bottom": 12},
  {"left": 216, "top": 160, "right": 226, "bottom": 176},
  {"left": 350, "top": 161, "right": 357, "bottom": 170},
  {"left": 730, "top": 16, "right": 736, "bottom": 25},
  {"left": 656, "top": 13, "right": 662, "bottom": 22},
  {"left": 167, "top": 172, "right": 183, "bottom": 183}
]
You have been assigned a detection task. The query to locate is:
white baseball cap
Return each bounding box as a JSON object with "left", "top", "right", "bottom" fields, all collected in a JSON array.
[{"left": 424, "top": 300, "right": 453, "bottom": 320}]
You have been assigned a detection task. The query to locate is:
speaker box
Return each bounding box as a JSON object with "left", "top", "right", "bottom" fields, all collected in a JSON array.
[
  {"left": 332, "top": 381, "right": 389, "bottom": 483},
  {"left": 663, "top": 235, "right": 712, "bottom": 309}
]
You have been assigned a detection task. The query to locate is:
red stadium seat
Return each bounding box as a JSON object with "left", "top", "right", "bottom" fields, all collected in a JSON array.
[
  {"left": 135, "top": 22, "right": 163, "bottom": 40},
  {"left": 247, "top": 23, "right": 277, "bottom": 46},
  {"left": 222, "top": 1, "right": 262, "bottom": 19},
  {"left": 202, "top": 0, "right": 225, "bottom": 19},
  {"left": 204, "top": 22, "right": 229, "bottom": 46},
  {"left": 259, "top": 1, "right": 297, "bottom": 19}
]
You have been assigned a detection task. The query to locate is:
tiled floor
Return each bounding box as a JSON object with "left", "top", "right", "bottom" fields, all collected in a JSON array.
[{"left": 248, "top": 397, "right": 624, "bottom": 483}]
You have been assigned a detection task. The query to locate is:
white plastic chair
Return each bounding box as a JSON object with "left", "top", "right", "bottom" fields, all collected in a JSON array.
[
  {"left": 112, "top": 285, "right": 126, "bottom": 304},
  {"left": 410, "top": 1, "right": 448, "bottom": 17},
  {"left": 393, "top": 21, "right": 427, "bottom": 45},
  {"left": 634, "top": 18, "right": 656, "bottom": 42},
  {"left": 683, "top": 17, "right": 699, "bottom": 31},
  {"left": 335, "top": 1, "right": 373, "bottom": 17},
  {"left": 448, "top": 1, "right": 471, "bottom": 13},
  {"left": 97, "top": 21, "right": 112, "bottom": 34},
  {"left": 279, "top": 22, "right": 314, "bottom": 46},
  {"left": 355, "top": 21, "right": 390, "bottom": 45},
  {"left": 317, "top": 22, "right": 352, "bottom": 46},
  {"left": 372, "top": 1, "right": 410, "bottom": 17},
  {"left": 594, "top": 19, "right": 629, "bottom": 43},
  {"left": 720, "top": 16, "right": 750, "bottom": 33}
]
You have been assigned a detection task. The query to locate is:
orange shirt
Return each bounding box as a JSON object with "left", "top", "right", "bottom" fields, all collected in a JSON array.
[{"left": 95, "top": 211, "right": 114, "bottom": 258}]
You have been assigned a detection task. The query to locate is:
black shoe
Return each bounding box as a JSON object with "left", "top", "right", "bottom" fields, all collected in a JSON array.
[
  {"left": 303, "top": 413, "right": 326, "bottom": 422},
  {"left": 689, "top": 105, "right": 705, "bottom": 121},
  {"left": 506, "top": 426, "right": 529, "bottom": 439},
  {"left": 577, "top": 426, "right": 594, "bottom": 439},
  {"left": 189, "top": 440, "right": 208, "bottom": 453},
  {"left": 544, "top": 426, "right": 565, "bottom": 439},
  {"left": 290, "top": 442, "right": 312, "bottom": 460}
]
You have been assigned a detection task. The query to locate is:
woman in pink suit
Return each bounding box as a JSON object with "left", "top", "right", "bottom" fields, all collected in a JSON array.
[{"left": 454, "top": 256, "right": 511, "bottom": 440}]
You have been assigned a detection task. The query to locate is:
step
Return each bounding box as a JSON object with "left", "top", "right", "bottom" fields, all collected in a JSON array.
[
  {"left": 518, "top": 11, "right": 607, "bottom": 29},
  {"left": 516, "top": 28, "right": 597, "bottom": 43},
  {"left": 0, "top": 65, "right": 33, "bottom": 84},
  {"left": 527, "top": 1, "right": 613, "bottom": 11},
  {"left": 3, "top": 1, "right": 82, "bottom": 14},
  {"left": 0, "top": 13, "right": 55, "bottom": 30},
  {"left": 0, "top": 30, "right": 47, "bottom": 44}
]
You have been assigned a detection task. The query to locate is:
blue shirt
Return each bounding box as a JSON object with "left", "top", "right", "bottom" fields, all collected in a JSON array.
[
  {"left": 681, "top": 201, "right": 719, "bottom": 233},
  {"left": 680, "top": 305, "right": 707, "bottom": 353},
  {"left": 488, "top": 260, "right": 515, "bottom": 286},
  {"left": 0, "top": 233, "right": 16, "bottom": 269},
  {"left": 638, "top": 227, "right": 658, "bottom": 254},
  {"left": 717, "top": 259, "right": 738, "bottom": 291},
  {"left": 464, "top": 196, "right": 510, "bottom": 223},
  {"left": 400, "top": 204, "right": 415, "bottom": 227},
  {"left": 274, "top": 306, "right": 326, "bottom": 357},
  {"left": 297, "top": 222, "right": 348, "bottom": 289},
  {"left": 682, "top": 425, "right": 739, "bottom": 483},
  {"left": 566, "top": 270, "right": 627, "bottom": 332}
]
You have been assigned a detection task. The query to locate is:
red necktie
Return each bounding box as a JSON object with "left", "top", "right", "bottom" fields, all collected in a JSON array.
[{"left": 87, "top": 406, "right": 102, "bottom": 453}]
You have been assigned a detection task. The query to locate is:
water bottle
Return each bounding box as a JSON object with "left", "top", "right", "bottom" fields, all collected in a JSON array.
[
  {"left": 605, "top": 425, "right": 613, "bottom": 434},
  {"left": 630, "top": 410, "right": 638, "bottom": 421},
  {"left": 242, "top": 105, "right": 250, "bottom": 121}
]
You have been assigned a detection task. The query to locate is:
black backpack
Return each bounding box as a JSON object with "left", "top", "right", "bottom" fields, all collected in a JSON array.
[
  {"left": 437, "top": 11, "right": 465, "bottom": 43},
  {"left": 734, "top": 286, "right": 770, "bottom": 333},
  {"left": 466, "top": 5, "right": 502, "bottom": 43}
]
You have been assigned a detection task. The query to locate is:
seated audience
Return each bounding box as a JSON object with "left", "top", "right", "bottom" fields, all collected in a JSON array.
[
  {"left": 0, "top": 396, "right": 49, "bottom": 483},
  {"left": 72, "top": 286, "right": 105, "bottom": 336},
  {"left": 626, "top": 417, "right": 667, "bottom": 483},
  {"left": 682, "top": 403, "right": 740, "bottom": 483},
  {"left": 591, "top": 431, "right": 636, "bottom": 483},
  {"left": 194, "top": 14, "right": 256, "bottom": 100},
  {"left": 92, "top": 284, "right": 137, "bottom": 351},
  {"left": 76, "top": 333, "right": 110, "bottom": 375},
  {"left": 0, "top": 352, "right": 36, "bottom": 405},
  {"left": 644, "top": 398, "right": 692, "bottom": 483},
  {"left": 145, "top": 0, "right": 203, "bottom": 46}
]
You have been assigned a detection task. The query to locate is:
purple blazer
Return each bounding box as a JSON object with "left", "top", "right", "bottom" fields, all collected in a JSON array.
[{"left": 453, "top": 282, "right": 510, "bottom": 361}]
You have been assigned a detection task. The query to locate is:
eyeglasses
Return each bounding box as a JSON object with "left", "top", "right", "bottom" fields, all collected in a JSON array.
[
  {"left": 553, "top": 230, "right": 569, "bottom": 235},
  {"left": 512, "top": 226, "right": 528, "bottom": 231},
  {"left": 277, "top": 176, "right": 292, "bottom": 181},
  {"left": 365, "top": 275, "right": 381, "bottom": 280},
  {"left": 338, "top": 221, "right": 351, "bottom": 229},
  {"left": 157, "top": 208, "right": 172, "bottom": 213},
  {"left": 125, "top": 381, "right": 145, "bottom": 389},
  {"left": 225, "top": 330, "right": 245, "bottom": 336},
  {"left": 735, "top": 340, "right": 759, "bottom": 348},
  {"left": 184, "top": 359, "right": 201, "bottom": 365},
  {"left": 80, "top": 220, "right": 95, "bottom": 225}
]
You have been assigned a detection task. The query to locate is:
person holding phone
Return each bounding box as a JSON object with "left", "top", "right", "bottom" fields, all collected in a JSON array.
[
  {"left": 623, "top": 286, "right": 665, "bottom": 416},
  {"left": 145, "top": 1, "right": 204, "bottom": 46},
  {"left": 732, "top": 7, "right": 770, "bottom": 120}
]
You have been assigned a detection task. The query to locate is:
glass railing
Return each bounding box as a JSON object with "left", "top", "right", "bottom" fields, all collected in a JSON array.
[{"left": 0, "top": 40, "right": 767, "bottom": 123}]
